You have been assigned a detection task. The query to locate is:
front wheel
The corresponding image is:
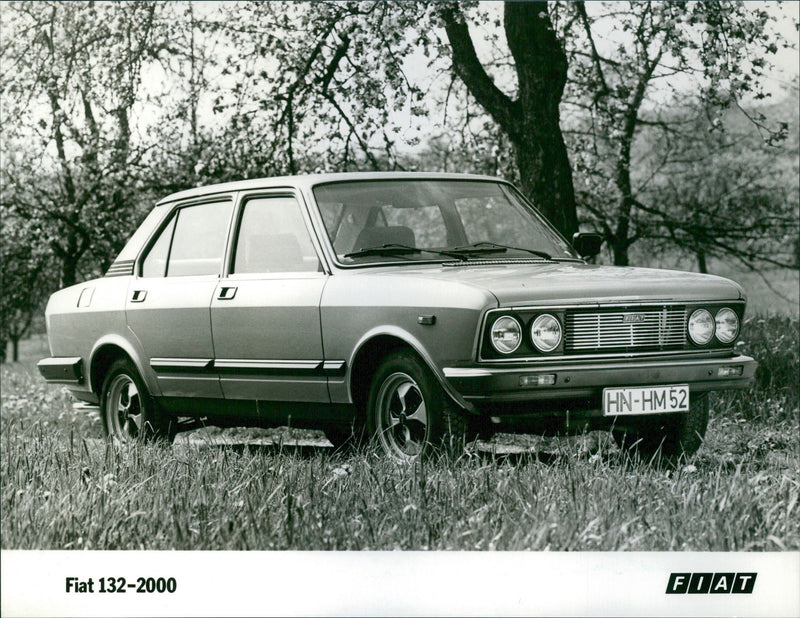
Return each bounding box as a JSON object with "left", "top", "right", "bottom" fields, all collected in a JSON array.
[
  {"left": 101, "top": 359, "right": 175, "bottom": 443},
  {"left": 366, "top": 350, "right": 466, "bottom": 460},
  {"left": 613, "top": 393, "right": 709, "bottom": 464}
]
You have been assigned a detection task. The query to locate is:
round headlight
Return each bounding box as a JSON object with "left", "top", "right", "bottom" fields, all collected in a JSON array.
[
  {"left": 531, "top": 314, "right": 562, "bottom": 352},
  {"left": 715, "top": 308, "right": 739, "bottom": 343},
  {"left": 490, "top": 316, "right": 522, "bottom": 354},
  {"left": 688, "top": 309, "right": 714, "bottom": 345}
]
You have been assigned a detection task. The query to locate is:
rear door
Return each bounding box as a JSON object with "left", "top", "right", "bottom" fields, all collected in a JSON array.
[
  {"left": 126, "top": 197, "right": 234, "bottom": 398},
  {"left": 210, "top": 191, "right": 329, "bottom": 403}
]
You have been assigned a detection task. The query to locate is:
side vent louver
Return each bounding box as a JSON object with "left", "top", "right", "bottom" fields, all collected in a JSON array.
[{"left": 105, "top": 260, "right": 135, "bottom": 277}]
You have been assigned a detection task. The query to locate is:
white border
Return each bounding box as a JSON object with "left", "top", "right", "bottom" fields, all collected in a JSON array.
[{"left": 2, "top": 550, "right": 798, "bottom": 617}]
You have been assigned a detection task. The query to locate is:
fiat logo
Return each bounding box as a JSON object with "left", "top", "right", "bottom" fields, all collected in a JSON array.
[{"left": 622, "top": 313, "right": 648, "bottom": 323}]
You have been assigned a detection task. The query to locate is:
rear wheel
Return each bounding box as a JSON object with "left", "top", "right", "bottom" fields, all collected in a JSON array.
[
  {"left": 101, "top": 359, "right": 175, "bottom": 443},
  {"left": 366, "top": 350, "right": 466, "bottom": 460},
  {"left": 612, "top": 393, "right": 709, "bottom": 464}
]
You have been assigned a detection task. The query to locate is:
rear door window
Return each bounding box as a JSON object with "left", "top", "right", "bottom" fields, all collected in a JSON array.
[{"left": 141, "top": 200, "right": 233, "bottom": 277}]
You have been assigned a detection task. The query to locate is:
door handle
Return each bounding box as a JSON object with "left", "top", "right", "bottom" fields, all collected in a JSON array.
[
  {"left": 217, "top": 286, "right": 237, "bottom": 300},
  {"left": 131, "top": 290, "right": 147, "bottom": 303}
]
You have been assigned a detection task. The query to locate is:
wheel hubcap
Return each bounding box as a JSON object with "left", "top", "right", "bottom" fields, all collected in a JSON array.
[
  {"left": 106, "top": 374, "right": 143, "bottom": 440},
  {"left": 376, "top": 372, "right": 428, "bottom": 458}
]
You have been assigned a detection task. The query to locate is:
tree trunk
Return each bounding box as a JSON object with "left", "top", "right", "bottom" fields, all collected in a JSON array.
[
  {"left": 696, "top": 249, "right": 708, "bottom": 273},
  {"left": 514, "top": 135, "right": 577, "bottom": 238},
  {"left": 505, "top": 2, "right": 578, "bottom": 239},
  {"left": 613, "top": 195, "right": 633, "bottom": 266},
  {"left": 442, "top": 2, "right": 578, "bottom": 240},
  {"left": 12, "top": 337, "right": 20, "bottom": 362},
  {"left": 0, "top": 340, "right": 7, "bottom": 364},
  {"left": 612, "top": 235, "right": 630, "bottom": 267},
  {"left": 61, "top": 256, "right": 78, "bottom": 288}
]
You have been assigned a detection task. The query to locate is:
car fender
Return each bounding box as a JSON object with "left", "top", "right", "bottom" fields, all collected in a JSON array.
[{"left": 348, "top": 325, "right": 477, "bottom": 414}]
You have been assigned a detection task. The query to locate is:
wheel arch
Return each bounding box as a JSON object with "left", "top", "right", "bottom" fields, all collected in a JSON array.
[
  {"left": 89, "top": 335, "right": 158, "bottom": 397},
  {"left": 347, "top": 327, "right": 476, "bottom": 416}
]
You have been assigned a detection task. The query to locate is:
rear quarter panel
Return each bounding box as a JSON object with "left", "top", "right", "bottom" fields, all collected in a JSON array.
[{"left": 45, "top": 276, "right": 147, "bottom": 396}]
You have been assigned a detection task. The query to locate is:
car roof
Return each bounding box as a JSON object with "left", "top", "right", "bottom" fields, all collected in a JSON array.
[{"left": 155, "top": 171, "right": 508, "bottom": 206}]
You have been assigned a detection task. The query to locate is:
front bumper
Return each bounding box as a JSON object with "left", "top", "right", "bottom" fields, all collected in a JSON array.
[{"left": 443, "top": 354, "right": 756, "bottom": 406}]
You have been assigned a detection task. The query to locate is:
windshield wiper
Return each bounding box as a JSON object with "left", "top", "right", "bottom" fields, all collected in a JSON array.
[
  {"left": 449, "top": 241, "right": 553, "bottom": 260},
  {"left": 344, "top": 243, "right": 420, "bottom": 259},
  {"left": 344, "top": 243, "right": 468, "bottom": 261}
]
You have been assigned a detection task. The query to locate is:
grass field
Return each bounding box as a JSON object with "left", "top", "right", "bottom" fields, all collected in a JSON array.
[{"left": 1, "top": 316, "right": 798, "bottom": 551}]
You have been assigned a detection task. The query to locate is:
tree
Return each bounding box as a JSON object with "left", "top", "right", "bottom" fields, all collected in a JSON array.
[
  {"left": 1, "top": 0, "right": 792, "bottom": 314},
  {"left": 179, "top": 2, "right": 580, "bottom": 238},
  {"left": 0, "top": 214, "right": 56, "bottom": 362},
  {"left": 186, "top": 1, "right": 428, "bottom": 179},
  {"left": 563, "top": 1, "right": 791, "bottom": 265},
  {"left": 635, "top": 92, "right": 799, "bottom": 273},
  {"left": 438, "top": 2, "right": 578, "bottom": 238},
  {"left": 135, "top": 2, "right": 250, "bottom": 194},
  {"left": 0, "top": 1, "right": 167, "bottom": 286},
  {"left": 182, "top": 1, "right": 583, "bottom": 237}
]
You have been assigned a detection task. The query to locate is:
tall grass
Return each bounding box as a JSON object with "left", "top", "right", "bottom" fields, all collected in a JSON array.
[
  {"left": 2, "top": 424, "right": 797, "bottom": 550},
  {"left": 741, "top": 316, "right": 799, "bottom": 403},
  {"left": 1, "top": 317, "right": 798, "bottom": 550}
]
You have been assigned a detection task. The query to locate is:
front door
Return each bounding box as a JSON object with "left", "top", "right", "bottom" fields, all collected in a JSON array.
[{"left": 211, "top": 193, "right": 329, "bottom": 403}]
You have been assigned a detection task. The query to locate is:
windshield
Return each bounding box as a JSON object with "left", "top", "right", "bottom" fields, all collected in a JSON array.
[{"left": 313, "top": 179, "right": 578, "bottom": 265}]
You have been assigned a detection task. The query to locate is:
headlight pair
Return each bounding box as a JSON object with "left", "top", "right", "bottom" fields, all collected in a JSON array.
[
  {"left": 490, "top": 313, "right": 561, "bottom": 355},
  {"left": 688, "top": 307, "right": 739, "bottom": 345}
]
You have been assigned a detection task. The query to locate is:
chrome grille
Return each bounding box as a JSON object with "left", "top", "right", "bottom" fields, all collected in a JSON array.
[{"left": 565, "top": 307, "right": 687, "bottom": 351}]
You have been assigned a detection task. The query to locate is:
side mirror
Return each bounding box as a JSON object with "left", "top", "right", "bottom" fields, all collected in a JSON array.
[{"left": 571, "top": 232, "right": 603, "bottom": 260}]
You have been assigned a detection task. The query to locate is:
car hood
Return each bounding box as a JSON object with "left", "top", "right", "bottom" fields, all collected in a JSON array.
[{"left": 382, "top": 261, "right": 745, "bottom": 306}]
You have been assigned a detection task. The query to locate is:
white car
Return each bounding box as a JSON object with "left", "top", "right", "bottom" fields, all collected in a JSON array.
[{"left": 38, "top": 172, "right": 756, "bottom": 460}]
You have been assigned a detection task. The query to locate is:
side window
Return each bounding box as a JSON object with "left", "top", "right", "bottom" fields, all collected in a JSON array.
[
  {"left": 142, "top": 216, "right": 176, "bottom": 277},
  {"left": 168, "top": 201, "right": 233, "bottom": 276},
  {"left": 141, "top": 201, "right": 233, "bottom": 278},
  {"left": 233, "top": 196, "right": 320, "bottom": 273}
]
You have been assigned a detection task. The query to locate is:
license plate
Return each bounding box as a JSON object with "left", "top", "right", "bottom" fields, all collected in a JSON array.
[{"left": 603, "top": 384, "right": 689, "bottom": 416}]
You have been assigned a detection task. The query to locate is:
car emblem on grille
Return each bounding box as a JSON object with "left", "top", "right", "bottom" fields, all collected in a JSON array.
[{"left": 622, "top": 313, "right": 648, "bottom": 323}]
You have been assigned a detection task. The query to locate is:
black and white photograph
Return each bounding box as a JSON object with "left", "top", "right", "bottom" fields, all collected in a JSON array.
[{"left": 1, "top": 1, "right": 798, "bottom": 616}]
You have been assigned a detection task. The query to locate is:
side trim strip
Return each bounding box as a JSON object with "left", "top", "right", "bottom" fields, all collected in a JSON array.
[
  {"left": 148, "top": 358, "right": 346, "bottom": 376},
  {"left": 322, "top": 360, "right": 346, "bottom": 372},
  {"left": 151, "top": 358, "right": 213, "bottom": 370},
  {"left": 214, "top": 359, "right": 321, "bottom": 371}
]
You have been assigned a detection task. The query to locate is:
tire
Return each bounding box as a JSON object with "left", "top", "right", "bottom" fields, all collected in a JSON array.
[
  {"left": 612, "top": 393, "right": 709, "bottom": 465},
  {"left": 101, "top": 358, "right": 175, "bottom": 443},
  {"left": 366, "top": 350, "right": 467, "bottom": 460}
]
